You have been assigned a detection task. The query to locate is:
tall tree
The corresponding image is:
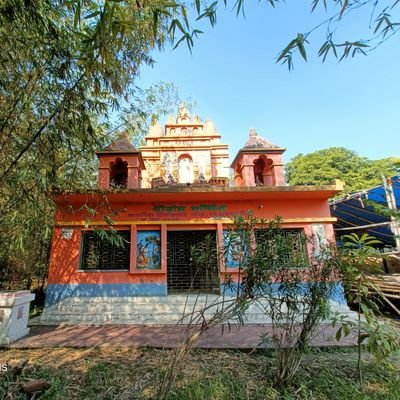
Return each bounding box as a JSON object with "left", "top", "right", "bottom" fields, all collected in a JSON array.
[
  {"left": 0, "top": 0, "right": 197, "bottom": 288},
  {"left": 286, "top": 147, "right": 400, "bottom": 193}
]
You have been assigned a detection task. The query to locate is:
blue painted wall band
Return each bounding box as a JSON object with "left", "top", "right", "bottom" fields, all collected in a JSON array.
[
  {"left": 45, "top": 283, "right": 168, "bottom": 306},
  {"left": 220, "top": 282, "right": 347, "bottom": 305},
  {"left": 45, "top": 282, "right": 347, "bottom": 306}
]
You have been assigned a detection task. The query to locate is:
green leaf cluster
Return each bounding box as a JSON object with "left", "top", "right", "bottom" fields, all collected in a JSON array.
[
  {"left": 333, "top": 232, "right": 400, "bottom": 386},
  {"left": 277, "top": 1, "right": 400, "bottom": 69},
  {"left": 286, "top": 147, "right": 400, "bottom": 194},
  {"left": 0, "top": 0, "right": 198, "bottom": 288}
]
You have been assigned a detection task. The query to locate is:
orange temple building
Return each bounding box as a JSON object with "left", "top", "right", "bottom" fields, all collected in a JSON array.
[{"left": 41, "top": 107, "right": 348, "bottom": 324}]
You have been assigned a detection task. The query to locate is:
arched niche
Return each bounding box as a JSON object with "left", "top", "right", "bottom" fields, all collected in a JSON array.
[
  {"left": 253, "top": 156, "right": 273, "bottom": 186},
  {"left": 110, "top": 158, "right": 128, "bottom": 188},
  {"left": 178, "top": 154, "right": 194, "bottom": 184}
]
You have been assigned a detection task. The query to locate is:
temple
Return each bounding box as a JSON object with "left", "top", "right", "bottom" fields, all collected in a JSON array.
[{"left": 41, "top": 107, "right": 348, "bottom": 324}]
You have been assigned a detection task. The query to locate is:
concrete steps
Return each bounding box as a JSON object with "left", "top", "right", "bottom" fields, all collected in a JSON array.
[
  {"left": 36, "top": 295, "right": 355, "bottom": 326},
  {"left": 38, "top": 295, "right": 270, "bottom": 325}
]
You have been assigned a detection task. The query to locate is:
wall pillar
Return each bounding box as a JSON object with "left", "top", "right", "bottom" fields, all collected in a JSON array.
[
  {"left": 98, "top": 167, "right": 110, "bottom": 189},
  {"left": 241, "top": 164, "right": 255, "bottom": 186},
  {"left": 127, "top": 166, "right": 140, "bottom": 188},
  {"left": 216, "top": 223, "right": 225, "bottom": 272},
  {"left": 161, "top": 224, "right": 167, "bottom": 274},
  {"left": 263, "top": 172, "right": 273, "bottom": 186},
  {"left": 272, "top": 164, "right": 286, "bottom": 186},
  {"left": 211, "top": 160, "right": 218, "bottom": 177},
  {"left": 129, "top": 224, "right": 137, "bottom": 274}
]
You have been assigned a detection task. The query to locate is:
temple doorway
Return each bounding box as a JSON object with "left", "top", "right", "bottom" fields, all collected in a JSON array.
[{"left": 167, "top": 230, "right": 219, "bottom": 294}]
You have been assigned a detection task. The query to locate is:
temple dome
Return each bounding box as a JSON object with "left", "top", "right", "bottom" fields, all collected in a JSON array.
[
  {"left": 166, "top": 114, "right": 175, "bottom": 124},
  {"left": 243, "top": 128, "right": 279, "bottom": 149},
  {"left": 148, "top": 121, "right": 164, "bottom": 137},
  {"left": 104, "top": 132, "right": 138, "bottom": 152},
  {"left": 203, "top": 120, "right": 216, "bottom": 135}
]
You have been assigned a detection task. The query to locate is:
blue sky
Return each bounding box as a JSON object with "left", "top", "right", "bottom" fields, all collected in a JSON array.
[{"left": 138, "top": 2, "right": 399, "bottom": 163}]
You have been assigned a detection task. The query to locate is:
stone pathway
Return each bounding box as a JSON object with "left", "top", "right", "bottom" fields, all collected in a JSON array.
[{"left": 5, "top": 324, "right": 357, "bottom": 349}]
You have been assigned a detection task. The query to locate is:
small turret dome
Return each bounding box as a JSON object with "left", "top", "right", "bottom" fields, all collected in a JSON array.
[
  {"left": 104, "top": 131, "right": 137, "bottom": 152},
  {"left": 148, "top": 121, "right": 164, "bottom": 137},
  {"left": 243, "top": 128, "right": 279, "bottom": 149},
  {"left": 203, "top": 120, "right": 216, "bottom": 135}
]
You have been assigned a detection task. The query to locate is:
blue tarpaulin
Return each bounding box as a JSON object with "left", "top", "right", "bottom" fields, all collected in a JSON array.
[
  {"left": 368, "top": 176, "right": 400, "bottom": 208},
  {"left": 330, "top": 176, "right": 400, "bottom": 248}
]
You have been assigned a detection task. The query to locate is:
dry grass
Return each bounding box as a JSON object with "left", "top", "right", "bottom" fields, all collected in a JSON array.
[{"left": 0, "top": 347, "right": 399, "bottom": 399}]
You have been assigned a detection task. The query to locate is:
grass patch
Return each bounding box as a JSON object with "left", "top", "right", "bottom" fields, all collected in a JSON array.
[{"left": 0, "top": 347, "right": 399, "bottom": 399}]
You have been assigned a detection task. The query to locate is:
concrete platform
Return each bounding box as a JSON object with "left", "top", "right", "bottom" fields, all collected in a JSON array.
[
  {"left": 4, "top": 323, "right": 357, "bottom": 349},
  {"left": 37, "top": 294, "right": 356, "bottom": 326}
]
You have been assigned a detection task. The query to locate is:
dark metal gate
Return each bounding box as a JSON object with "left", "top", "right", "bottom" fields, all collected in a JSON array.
[{"left": 167, "top": 230, "right": 219, "bottom": 294}]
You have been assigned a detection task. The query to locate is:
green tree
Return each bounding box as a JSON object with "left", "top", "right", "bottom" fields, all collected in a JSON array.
[
  {"left": 334, "top": 233, "right": 400, "bottom": 388},
  {"left": 0, "top": 77, "right": 187, "bottom": 290},
  {"left": 286, "top": 147, "right": 400, "bottom": 194},
  {"left": 0, "top": 0, "right": 197, "bottom": 289}
]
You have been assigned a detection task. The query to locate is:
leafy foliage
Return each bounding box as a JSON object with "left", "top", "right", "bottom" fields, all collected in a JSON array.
[
  {"left": 0, "top": 0, "right": 193, "bottom": 289},
  {"left": 0, "top": 79, "right": 188, "bottom": 289},
  {"left": 286, "top": 147, "right": 400, "bottom": 194},
  {"left": 334, "top": 233, "right": 400, "bottom": 387},
  {"left": 0, "top": 0, "right": 240, "bottom": 289},
  {"left": 0, "top": 0, "right": 158, "bottom": 287},
  {"left": 277, "top": 0, "right": 400, "bottom": 69},
  {"left": 157, "top": 215, "right": 340, "bottom": 397}
]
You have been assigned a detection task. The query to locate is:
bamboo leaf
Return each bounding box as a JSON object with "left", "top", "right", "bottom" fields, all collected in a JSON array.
[
  {"left": 74, "top": 1, "right": 81, "bottom": 28},
  {"left": 172, "top": 35, "right": 186, "bottom": 50},
  {"left": 340, "top": 0, "right": 349, "bottom": 18},
  {"left": 276, "top": 38, "right": 297, "bottom": 62},
  {"left": 181, "top": 5, "right": 190, "bottom": 30},
  {"left": 297, "top": 34, "right": 308, "bottom": 61},
  {"left": 336, "top": 326, "right": 343, "bottom": 341}
]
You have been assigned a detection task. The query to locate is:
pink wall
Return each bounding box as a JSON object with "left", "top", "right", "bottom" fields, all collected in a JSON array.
[{"left": 49, "top": 195, "right": 336, "bottom": 286}]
